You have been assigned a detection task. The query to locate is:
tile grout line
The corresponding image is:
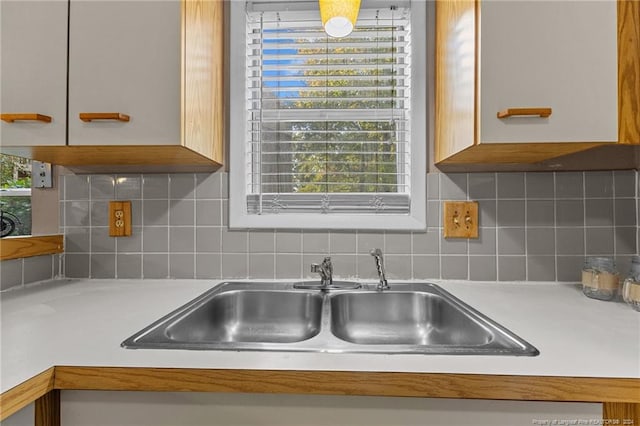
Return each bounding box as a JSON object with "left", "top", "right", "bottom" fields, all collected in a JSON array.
[
  {"left": 88, "top": 176, "right": 92, "bottom": 278},
  {"left": 612, "top": 171, "right": 617, "bottom": 263},
  {"left": 193, "top": 173, "right": 197, "bottom": 279},
  {"left": 494, "top": 173, "right": 499, "bottom": 281},
  {"left": 523, "top": 173, "right": 528, "bottom": 281},
  {"left": 553, "top": 172, "right": 558, "bottom": 282},
  {"left": 582, "top": 171, "right": 587, "bottom": 261}
]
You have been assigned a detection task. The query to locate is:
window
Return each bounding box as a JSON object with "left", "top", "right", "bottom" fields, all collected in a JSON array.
[
  {"left": 0, "top": 154, "right": 32, "bottom": 236},
  {"left": 229, "top": 0, "right": 426, "bottom": 230}
]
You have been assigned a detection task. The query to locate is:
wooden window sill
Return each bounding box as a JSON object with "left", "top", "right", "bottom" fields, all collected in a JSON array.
[{"left": 0, "top": 235, "right": 63, "bottom": 261}]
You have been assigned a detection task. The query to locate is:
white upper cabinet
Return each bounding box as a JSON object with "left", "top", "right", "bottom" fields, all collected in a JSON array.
[
  {"left": 435, "top": 0, "right": 638, "bottom": 169},
  {"left": 67, "top": 0, "right": 181, "bottom": 146},
  {"left": 479, "top": 0, "right": 618, "bottom": 144},
  {"left": 0, "top": 0, "right": 223, "bottom": 169},
  {"left": 0, "top": 1, "right": 67, "bottom": 146}
]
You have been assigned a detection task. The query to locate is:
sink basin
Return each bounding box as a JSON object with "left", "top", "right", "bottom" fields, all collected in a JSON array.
[
  {"left": 330, "top": 292, "right": 493, "bottom": 346},
  {"left": 122, "top": 281, "right": 538, "bottom": 356},
  {"left": 165, "top": 290, "right": 322, "bottom": 343}
]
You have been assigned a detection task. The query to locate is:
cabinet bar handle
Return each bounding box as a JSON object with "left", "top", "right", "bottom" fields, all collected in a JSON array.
[
  {"left": 79, "top": 113, "right": 130, "bottom": 122},
  {"left": 1, "top": 113, "right": 52, "bottom": 123},
  {"left": 497, "top": 108, "right": 552, "bottom": 119}
]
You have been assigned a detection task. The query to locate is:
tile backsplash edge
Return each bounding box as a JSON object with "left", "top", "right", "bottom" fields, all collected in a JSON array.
[{"left": 0, "top": 254, "right": 62, "bottom": 291}]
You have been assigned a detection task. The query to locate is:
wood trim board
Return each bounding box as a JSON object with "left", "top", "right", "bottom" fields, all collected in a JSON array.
[
  {"left": 0, "top": 235, "right": 63, "bottom": 261},
  {"left": 3, "top": 367, "right": 640, "bottom": 423},
  {"left": 51, "top": 367, "right": 640, "bottom": 403},
  {"left": 618, "top": 0, "right": 640, "bottom": 145},
  {"left": 0, "top": 368, "right": 55, "bottom": 421},
  {"left": 34, "top": 390, "right": 59, "bottom": 426}
]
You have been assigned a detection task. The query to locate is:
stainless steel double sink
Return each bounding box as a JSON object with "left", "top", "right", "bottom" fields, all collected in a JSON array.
[{"left": 122, "top": 281, "right": 539, "bottom": 356}]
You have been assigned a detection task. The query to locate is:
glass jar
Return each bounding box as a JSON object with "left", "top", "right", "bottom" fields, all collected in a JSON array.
[
  {"left": 622, "top": 256, "right": 640, "bottom": 311},
  {"left": 581, "top": 257, "right": 619, "bottom": 301}
]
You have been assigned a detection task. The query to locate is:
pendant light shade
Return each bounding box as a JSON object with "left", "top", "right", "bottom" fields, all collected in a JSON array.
[{"left": 319, "top": 0, "right": 361, "bottom": 38}]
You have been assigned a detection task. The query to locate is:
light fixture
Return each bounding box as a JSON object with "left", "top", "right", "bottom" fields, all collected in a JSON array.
[{"left": 319, "top": 0, "right": 361, "bottom": 38}]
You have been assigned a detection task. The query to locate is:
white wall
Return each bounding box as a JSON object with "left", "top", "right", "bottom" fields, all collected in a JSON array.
[
  {"left": 0, "top": 403, "right": 33, "bottom": 426},
  {"left": 59, "top": 391, "right": 602, "bottom": 426}
]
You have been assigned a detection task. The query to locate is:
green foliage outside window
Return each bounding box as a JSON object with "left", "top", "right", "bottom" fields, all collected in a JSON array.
[
  {"left": 262, "top": 39, "right": 402, "bottom": 194},
  {"left": 0, "top": 154, "right": 32, "bottom": 236}
]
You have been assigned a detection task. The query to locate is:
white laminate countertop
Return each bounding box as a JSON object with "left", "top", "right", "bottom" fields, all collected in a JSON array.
[{"left": 1, "top": 278, "right": 639, "bottom": 394}]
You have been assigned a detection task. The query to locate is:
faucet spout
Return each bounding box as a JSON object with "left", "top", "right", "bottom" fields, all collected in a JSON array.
[
  {"left": 311, "top": 256, "right": 333, "bottom": 288},
  {"left": 370, "top": 248, "right": 390, "bottom": 291}
]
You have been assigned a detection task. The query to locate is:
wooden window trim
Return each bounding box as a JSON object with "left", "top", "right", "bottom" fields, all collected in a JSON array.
[{"left": 0, "top": 235, "right": 63, "bottom": 261}]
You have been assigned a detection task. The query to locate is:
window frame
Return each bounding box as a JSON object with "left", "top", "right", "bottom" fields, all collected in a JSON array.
[{"left": 229, "top": 0, "right": 427, "bottom": 231}]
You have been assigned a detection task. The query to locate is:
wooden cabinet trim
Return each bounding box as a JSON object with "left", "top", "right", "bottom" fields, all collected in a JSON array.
[
  {"left": 0, "top": 235, "right": 63, "bottom": 261},
  {"left": 603, "top": 402, "right": 640, "bottom": 425},
  {"left": 34, "top": 390, "right": 59, "bottom": 426},
  {"left": 2, "top": 366, "right": 640, "bottom": 422},
  {"left": 618, "top": 0, "right": 640, "bottom": 145},
  {"left": 0, "top": 368, "right": 55, "bottom": 421},
  {"left": 51, "top": 367, "right": 640, "bottom": 403},
  {"left": 0, "top": 146, "right": 222, "bottom": 170}
]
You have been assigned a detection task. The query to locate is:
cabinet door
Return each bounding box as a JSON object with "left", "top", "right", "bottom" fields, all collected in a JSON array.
[
  {"left": 68, "top": 0, "right": 181, "bottom": 146},
  {"left": 479, "top": 0, "right": 618, "bottom": 144},
  {"left": 0, "top": 1, "right": 67, "bottom": 146}
]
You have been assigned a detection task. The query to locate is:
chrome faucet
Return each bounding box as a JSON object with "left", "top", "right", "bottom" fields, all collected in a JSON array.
[
  {"left": 370, "top": 248, "right": 390, "bottom": 291},
  {"left": 311, "top": 256, "right": 333, "bottom": 288}
]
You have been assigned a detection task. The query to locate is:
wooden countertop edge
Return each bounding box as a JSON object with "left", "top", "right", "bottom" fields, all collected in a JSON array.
[
  {"left": 0, "top": 367, "right": 55, "bottom": 421},
  {"left": 0, "top": 235, "right": 63, "bottom": 261},
  {"left": 2, "top": 366, "right": 640, "bottom": 420}
]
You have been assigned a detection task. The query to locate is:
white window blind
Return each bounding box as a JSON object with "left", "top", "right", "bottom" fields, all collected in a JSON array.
[{"left": 245, "top": 2, "right": 412, "bottom": 215}]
